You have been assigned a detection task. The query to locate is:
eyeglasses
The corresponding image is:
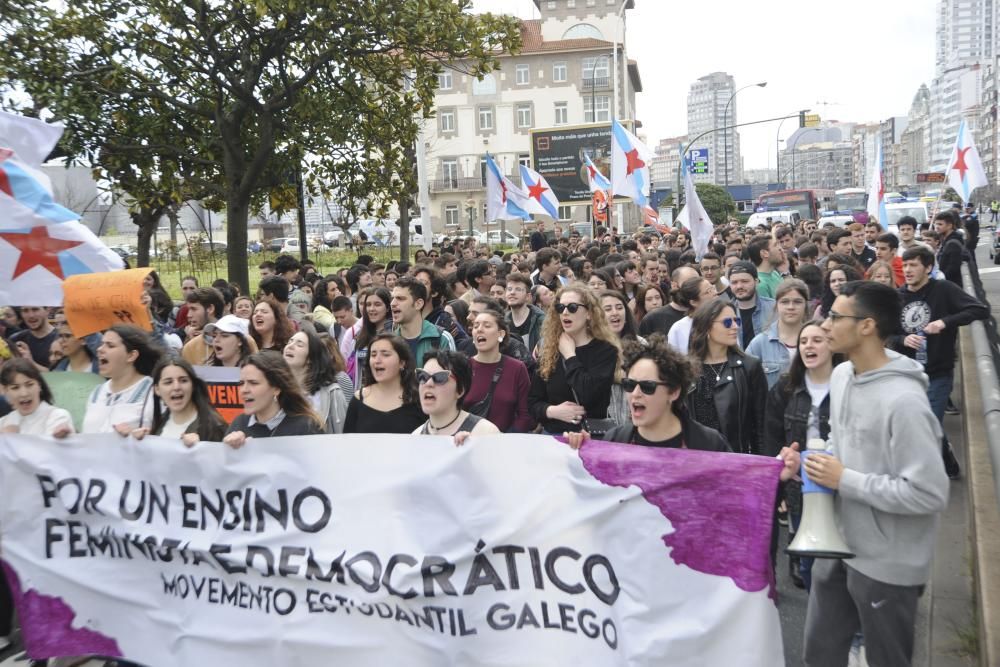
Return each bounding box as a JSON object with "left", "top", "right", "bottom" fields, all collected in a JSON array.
[
  {"left": 827, "top": 310, "right": 866, "bottom": 322},
  {"left": 555, "top": 302, "right": 586, "bottom": 314},
  {"left": 416, "top": 369, "right": 454, "bottom": 385},
  {"left": 621, "top": 378, "right": 671, "bottom": 395},
  {"left": 715, "top": 316, "right": 742, "bottom": 329}
]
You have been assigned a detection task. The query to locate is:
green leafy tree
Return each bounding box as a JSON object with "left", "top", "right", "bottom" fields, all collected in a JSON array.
[
  {"left": 694, "top": 183, "right": 737, "bottom": 225},
  {"left": 2, "top": 0, "right": 520, "bottom": 292}
]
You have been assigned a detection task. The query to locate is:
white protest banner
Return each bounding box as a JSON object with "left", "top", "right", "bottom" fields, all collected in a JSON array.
[{"left": 0, "top": 434, "right": 785, "bottom": 666}]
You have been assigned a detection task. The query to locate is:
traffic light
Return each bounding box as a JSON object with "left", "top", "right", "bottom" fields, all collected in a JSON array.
[{"left": 799, "top": 111, "right": 806, "bottom": 128}]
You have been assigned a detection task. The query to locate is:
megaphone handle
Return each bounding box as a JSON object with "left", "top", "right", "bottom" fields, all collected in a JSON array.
[{"left": 801, "top": 450, "right": 836, "bottom": 495}]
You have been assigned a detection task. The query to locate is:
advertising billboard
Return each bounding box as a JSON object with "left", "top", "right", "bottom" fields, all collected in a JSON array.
[{"left": 530, "top": 123, "right": 629, "bottom": 204}]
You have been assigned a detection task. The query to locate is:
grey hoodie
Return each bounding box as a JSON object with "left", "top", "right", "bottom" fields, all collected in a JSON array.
[{"left": 829, "top": 350, "right": 949, "bottom": 586}]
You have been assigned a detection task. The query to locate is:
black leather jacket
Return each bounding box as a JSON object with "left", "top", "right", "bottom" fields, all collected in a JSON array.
[
  {"left": 684, "top": 351, "right": 768, "bottom": 455},
  {"left": 763, "top": 375, "right": 831, "bottom": 458}
]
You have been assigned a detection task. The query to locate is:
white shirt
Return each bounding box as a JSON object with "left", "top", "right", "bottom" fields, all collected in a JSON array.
[
  {"left": 159, "top": 414, "right": 196, "bottom": 438},
  {"left": 82, "top": 376, "right": 155, "bottom": 434},
  {"left": 804, "top": 375, "right": 830, "bottom": 443},
  {"left": 0, "top": 401, "right": 74, "bottom": 436},
  {"left": 666, "top": 316, "right": 694, "bottom": 355}
]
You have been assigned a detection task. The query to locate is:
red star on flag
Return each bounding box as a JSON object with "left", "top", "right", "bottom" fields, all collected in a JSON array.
[
  {"left": 952, "top": 146, "right": 971, "bottom": 181},
  {"left": 0, "top": 226, "right": 84, "bottom": 279},
  {"left": 625, "top": 149, "right": 646, "bottom": 176},
  {"left": 527, "top": 181, "right": 548, "bottom": 201}
]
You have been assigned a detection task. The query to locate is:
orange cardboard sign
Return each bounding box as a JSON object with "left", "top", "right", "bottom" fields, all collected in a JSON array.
[{"left": 63, "top": 268, "right": 153, "bottom": 337}]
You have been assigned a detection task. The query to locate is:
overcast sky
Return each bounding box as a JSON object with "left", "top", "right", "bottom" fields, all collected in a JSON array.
[{"left": 471, "top": 0, "right": 936, "bottom": 172}]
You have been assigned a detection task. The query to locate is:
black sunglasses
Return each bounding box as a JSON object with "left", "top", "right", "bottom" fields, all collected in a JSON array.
[
  {"left": 717, "top": 316, "right": 742, "bottom": 329},
  {"left": 555, "top": 302, "right": 586, "bottom": 314},
  {"left": 416, "top": 369, "right": 453, "bottom": 385},
  {"left": 621, "top": 378, "right": 671, "bottom": 395}
]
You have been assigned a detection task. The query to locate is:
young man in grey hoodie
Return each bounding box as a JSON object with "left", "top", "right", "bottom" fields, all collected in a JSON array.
[{"left": 802, "top": 280, "right": 950, "bottom": 667}]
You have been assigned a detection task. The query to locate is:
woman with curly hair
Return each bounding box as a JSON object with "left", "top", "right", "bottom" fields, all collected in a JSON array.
[
  {"left": 250, "top": 299, "right": 295, "bottom": 352},
  {"left": 343, "top": 333, "right": 425, "bottom": 434},
  {"left": 527, "top": 283, "right": 621, "bottom": 435}
]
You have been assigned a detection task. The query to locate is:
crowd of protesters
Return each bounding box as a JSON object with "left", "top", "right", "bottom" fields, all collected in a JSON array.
[{"left": 0, "top": 202, "right": 988, "bottom": 666}]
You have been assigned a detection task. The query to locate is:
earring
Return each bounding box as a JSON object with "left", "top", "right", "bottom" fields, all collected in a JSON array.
[{"left": 498, "top": 336, "right": 504, "bottom": 342}]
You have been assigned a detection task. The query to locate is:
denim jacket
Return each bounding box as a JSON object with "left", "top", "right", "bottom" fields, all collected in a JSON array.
[
  {"left": 746, "top": 322, "right": 795, "bottom": 389},
  {"left": 730, "top": 295, "right": 775, "bottom": 349}
]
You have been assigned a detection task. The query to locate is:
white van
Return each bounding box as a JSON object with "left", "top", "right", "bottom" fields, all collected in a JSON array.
[{"left": 745, "top": 210, "right": 801, "bottom": 230}]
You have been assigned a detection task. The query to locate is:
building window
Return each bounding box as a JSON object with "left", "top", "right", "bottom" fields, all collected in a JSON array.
[
  {"left": 518, "top": 153, "right": 532, "bottom": 169},
  {"left": 552, "top": 61, "right": 567, "bottom": 82},
  {"left": 546, "top": 0, "right": 556, "bottom": 8},
  {"left": 554, "top": 102, "right": 569, "bottom": 125},
  {"left": 564, "top": 23, "right": 604, "bottom": 40},
  {"left": 558, "top": 205, "right": 573, "bottom": 219},
  {"left": 439, "top": 110, "right": 455, "bottom": 133},
  {"left": 445, "top": 205, "right": 460, "bottom": 227},
  {"left": 584, "top": 95, "right": 610, "bottom": 123},
  {"left": 478, "top": 106, "right": 494, "bottom": 131},
  {"left": 480, "top": 158, "right": 489, "bottom": 186},
  {"left": 587, "top": 0, "right": 595, "bottom": 6},
  {"left": 472, "top": 74, "right": 496, "bottom": 96},
  {"left": 437, "top": 71, "right": 452, "bottom": 90},
  {"left": 582, "top": 55, "right": 610, "bottom": 81},
  {"left": 516, "top": 104, "right": 533, "bottom": 128},
  {"left": 515, "top": 64, "right": 530, "bottom": 85},
  {"left": 567, "top": 0, "right": 575, "bottom": 6},
  {"left": 442, "top": 160, "right": 458, "bottom": 187}
]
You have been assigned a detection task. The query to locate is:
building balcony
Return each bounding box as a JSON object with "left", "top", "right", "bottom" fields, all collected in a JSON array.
[
  {"left": 429, "top": 173, "right": 522, "bottom": 194},
  {"left": 581, "top": 76, "right": 611, "bottom": 91}
]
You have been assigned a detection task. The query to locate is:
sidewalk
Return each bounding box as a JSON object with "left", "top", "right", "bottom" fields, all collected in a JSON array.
[{"left": 918, "top": 362, "right": 977, "bottom": 667}]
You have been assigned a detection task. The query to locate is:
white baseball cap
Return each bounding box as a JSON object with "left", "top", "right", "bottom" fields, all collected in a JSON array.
[{"left": 203, "top": 314, "right": 250, "bottom": 339}]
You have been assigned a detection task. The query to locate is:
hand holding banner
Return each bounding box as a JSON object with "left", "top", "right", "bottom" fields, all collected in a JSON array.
[{"left": 63, "top": 268, "right": 153, "bottom": 337}]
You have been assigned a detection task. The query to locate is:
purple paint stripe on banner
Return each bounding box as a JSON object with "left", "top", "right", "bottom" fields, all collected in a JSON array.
[
  {"left": 1, "top": 559, "right": 123, "bottom": 659},
  {"left": 574, "top": 439, "right": 782, "bottom": 600}
]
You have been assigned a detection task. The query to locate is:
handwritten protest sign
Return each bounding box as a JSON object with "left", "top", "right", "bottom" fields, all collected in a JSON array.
[
  {"left": 45, "top": 371, "right": 104, "bottom": 431},
  {"left": 0, "top": 434, "right": 784, "bottom": 666},
  {"left": 192, "top": 365, "right": 242, "bottom": 424},
  {"left": 63, "top": 268, "right": 152, "bottom": 337}
]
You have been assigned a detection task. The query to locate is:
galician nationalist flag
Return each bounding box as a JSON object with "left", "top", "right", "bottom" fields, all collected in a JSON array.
[
  {"left": 583, "top": 155, "right": 612, "bottom": 194},
  {"left": 946, "top": 119, "right": 988, "bottom": 204},
  {"left": 866, "top": 141, "right": 888, "bottom": 230},
  {"left": 680, "top": 151, "right": 714, "bottom": 260},
  {"left": 485, "top": 154, "right": 531, "bottom": 222},
  {"left": 610, "top": 119, "right": 653, "bottom": 208},
  {"left": 0, "top": 111, "right": 124, "bottom": 306},
  {"left": 519, "top": 164, "right": 560, "bottom": 219}
]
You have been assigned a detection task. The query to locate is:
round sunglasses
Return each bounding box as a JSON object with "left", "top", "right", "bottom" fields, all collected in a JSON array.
[{"left": 555, "top": 302, "right": 586, "bottom": 314}]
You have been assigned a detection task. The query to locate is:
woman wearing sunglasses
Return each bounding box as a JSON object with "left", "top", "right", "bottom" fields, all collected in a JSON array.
[
  {"left": 414, "top": 350, "right": 500, "bottom": 439},
  {"left": 528, "top": 284, "right": 620, "bottom": 435},
  {"left": 685, "top": 299, "right": 768, "bottom": 456},
  {"left": 343, "top": 333, "right": 425, "bottom": 434}
]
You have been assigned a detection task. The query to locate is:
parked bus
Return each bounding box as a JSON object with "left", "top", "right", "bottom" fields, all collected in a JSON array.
[
  {"left": 756, "top": 189, "right": 829, "bottom": 221},
  {"left": 829, "top": 187, "right": 870, "bottom": 225}
]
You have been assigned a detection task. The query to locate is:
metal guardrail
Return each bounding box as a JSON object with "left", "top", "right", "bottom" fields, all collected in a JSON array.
[{"left": 961, "top": 262, "right": 1000, "bottom": 507}]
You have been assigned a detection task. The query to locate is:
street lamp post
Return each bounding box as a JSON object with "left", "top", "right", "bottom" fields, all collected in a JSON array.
[
  {"left": 465, "top": 198, "right": 477, "bottom": 238},
  {"left": 723, "top": 82, "right": 766, "bottom": 188}
]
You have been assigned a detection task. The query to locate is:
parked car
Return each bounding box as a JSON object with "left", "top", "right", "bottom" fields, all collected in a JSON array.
[
  {"left": 267, "top": 237, "right": 290, "bottom": 252},
  {"left": 247, "top": 241, "right": 263, "bottom": 254},
  {"left": 279, "top": 238, "right": 300, "bottom": 254},
  {"left": 480, "top": 230, "right": 520, "bottom": 246},
  {"left": 107, "top": 244, "right": 134, "bottom": 260}
]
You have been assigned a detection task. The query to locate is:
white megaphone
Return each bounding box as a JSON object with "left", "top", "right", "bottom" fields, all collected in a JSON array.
[{"left": 787, "top": 438, "right": 855, "bottom": 559}]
